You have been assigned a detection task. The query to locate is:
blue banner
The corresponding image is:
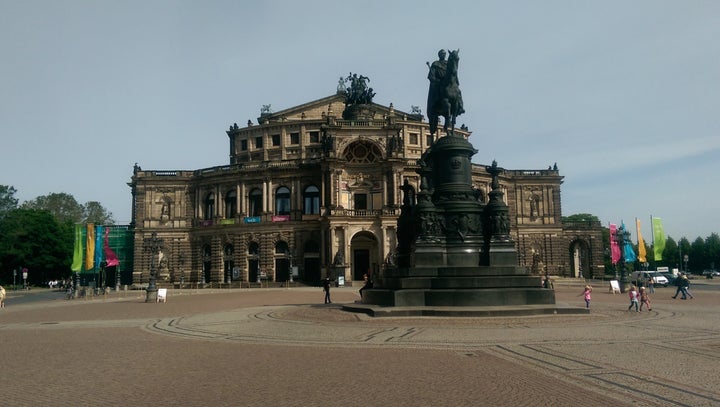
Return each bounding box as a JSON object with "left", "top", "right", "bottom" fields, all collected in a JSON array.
[
  {"left": 621, "top": 222, "right": 636, "bottom": 263},
  {"left": 94, "top": 225, "right": 104, "bottom": 271}
]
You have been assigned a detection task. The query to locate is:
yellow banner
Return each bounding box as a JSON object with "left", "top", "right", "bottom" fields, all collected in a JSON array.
[
  {"left": 636, "top": 218, "right": 647, "bottom": 263},
  {"left": 85, "top": 223, "right": 95, "bottom": 270}
]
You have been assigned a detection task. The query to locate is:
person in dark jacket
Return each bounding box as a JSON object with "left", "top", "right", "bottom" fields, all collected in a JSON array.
[
  {"left": 322, "top": 277, "right": 332, "bottom": 304},
  {"left": 672, "top": 274, "right": 688, "bottom": 299}
]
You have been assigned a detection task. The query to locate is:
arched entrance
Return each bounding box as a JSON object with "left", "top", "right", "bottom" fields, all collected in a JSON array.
[
  {"left": 275, "top": 241, "right": 290, "bottom": 282},
  {"left": 569, "top": 239, "right": 590, "bottom": 278},
  {"left": 303, "top": 240, "right": 320, "bottom": 283},
  {"left": 248, "top": 242, "right": 260, "bottom": 283},
  {"left": 350, "top": 231, "right": 379, "bottom": 281}
]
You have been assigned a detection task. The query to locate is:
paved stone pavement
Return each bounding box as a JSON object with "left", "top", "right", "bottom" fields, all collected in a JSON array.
[{"left": 1, "top": 280, "right": 719, "bottom": 406}]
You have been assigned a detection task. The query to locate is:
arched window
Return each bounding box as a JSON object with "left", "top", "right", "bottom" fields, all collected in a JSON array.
[
  {"left": 249, "top": 188, "right": 262, "bottom": 217},
  {"left": 303, "top": 185, "right": 320, "bottom": 215},
  {"left": 304, "top": 240, "right": 320, "bottom": 253},
  {"left": 204, "top": 193, "right": 215, "bottom": 220},
  {"left": 343, "top": 140, "right": 382, "bottom": 163},
  {"left": 275, "top": 186, "right": 290, "bottom": 215},
  {"left": 225, "top": 190, "right": 237, "bottom": 218},
  {"left": 275, "top": 241, "right": 289, "bottom": 254}
]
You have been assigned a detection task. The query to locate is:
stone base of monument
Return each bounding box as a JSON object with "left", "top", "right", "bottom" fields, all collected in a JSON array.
[
  {"left": 342, "top": 302, "right": 588, "bottom": 317},
  {"left": 349, "top": 256, "right": 590, "bottom": 317}
]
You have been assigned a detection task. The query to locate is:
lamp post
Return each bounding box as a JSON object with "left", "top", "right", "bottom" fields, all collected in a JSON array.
[
  {"left": 143, "top": 232, "right": 164, "bottom": 303},
  {"left": 617, "top": 226, "right": 630, "bottom": 292},
  {"left": 288, "top": 250, "right": 294, "bottom": 284}
]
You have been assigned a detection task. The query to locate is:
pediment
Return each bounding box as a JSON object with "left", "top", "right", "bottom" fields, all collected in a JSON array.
[{"left": 255, "top": 93, "right": 420, "bottom": 124}]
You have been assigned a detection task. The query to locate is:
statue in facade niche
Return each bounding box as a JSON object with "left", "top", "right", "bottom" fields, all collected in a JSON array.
[{"left": 333, "top": 250, "right": 344, "bottom": 266}]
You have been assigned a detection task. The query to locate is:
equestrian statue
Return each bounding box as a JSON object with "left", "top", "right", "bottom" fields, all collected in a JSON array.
[{"left": 427, "top": 49, "right": 465, "bottom": 136}]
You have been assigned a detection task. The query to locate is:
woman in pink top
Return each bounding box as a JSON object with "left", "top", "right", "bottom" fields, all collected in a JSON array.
[{"left": 579, "top": 285, "right": 592, "bottom": 308}]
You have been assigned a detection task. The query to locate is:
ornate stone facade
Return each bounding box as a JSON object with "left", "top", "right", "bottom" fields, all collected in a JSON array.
[{"left": 129, "top": 90, "right": 603, "bottom": 286}]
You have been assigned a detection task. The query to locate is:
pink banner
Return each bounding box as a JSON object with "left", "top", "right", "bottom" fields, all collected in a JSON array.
[
  {"left": 610, "top": 223, "right": 620, "bottom": 265},
  {"left": 104, "top": 228, "right": 120, "bottom": 267}
]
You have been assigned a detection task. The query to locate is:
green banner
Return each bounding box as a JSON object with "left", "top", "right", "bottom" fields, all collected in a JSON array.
[
  {"left": 652, "top": 217, "right": 665, "bottom": 261},
  {"left": 71, "top": 224, "right": 84, "bottom": 272}
]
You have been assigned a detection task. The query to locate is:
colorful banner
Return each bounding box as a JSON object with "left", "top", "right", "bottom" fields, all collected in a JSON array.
[
  {"left": 636, "top": 218, "right": 647, "bottom": 263},
  {"left": 85, "top": 223, "right": 95, "bottom": 271},
  {"left": 610, "top": 223, "right": 620, "bottom": 265},
  {"left": 71, "top": 224, "right": 84, "bottom": 272},
  {"left": 94, "top": 225, "right": 104, "bottom": 270},
  {"left": 621, "top": 222, "right": 637, "bottom": 263},
  {"left": 652, "top": 217, "right": 665, "bottom": 261},
  {"left": 104, "top": 228, "right": 120, "bottom": 267}
]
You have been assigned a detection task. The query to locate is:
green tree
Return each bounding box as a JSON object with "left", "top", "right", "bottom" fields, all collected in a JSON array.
[
  {"left": 0, "top": 185, "right": 19, "bottom": 219},
  {"left": 689, "top": 237, "right": 706, "bottom": 271},
  {"left": 84, "top": 201, "right": 115, "bottom": 225},
  {"left": 561, "top": 213, "right": 600, "bottom": 223},
  {"left": 661, "top": 237, "right": 679, "bottom": 270},
  {"left": 22, "top": 192, "right": 84, "bottom": 224},
  {"left": 0, "top": 208, "right": 73, "bottom": 285},
  {"left": 705, "top": 233, "right": 720, "bottom": 271}
]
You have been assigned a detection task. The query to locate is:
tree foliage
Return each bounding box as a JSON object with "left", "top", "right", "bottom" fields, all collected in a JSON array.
[
  {"left": 0, "top": 185, "right": 19, "bottom": 219},
  {"left": 1, "top": 190, "right": 115, "bottom": 285},
  {"left": 21, "top": 193, "right": 114, "bottom": 225},
  {"left": 0, "top": 208, "right": 73, "bottom": 284},
  {"left": 22, "top": 193, "right": 84, "bottom": 224},
  {"left": 84, "top": 201, "right": 115, "bottom": 225},
  {"left": 561, "top": 213, "right": 600, "bottom": 223}
]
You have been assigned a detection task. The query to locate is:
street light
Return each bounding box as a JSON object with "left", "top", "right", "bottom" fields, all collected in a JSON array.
[
  {"left": 617, "top": 225, "right": 631, "bottom": 292},
  {"left": 143, "top": 232, "right": 164, "bottom": 303}
]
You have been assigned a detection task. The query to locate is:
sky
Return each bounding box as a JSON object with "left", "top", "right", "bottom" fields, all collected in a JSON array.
[{"left": 2, "top": 0, "right": 719, "bottom": 242}]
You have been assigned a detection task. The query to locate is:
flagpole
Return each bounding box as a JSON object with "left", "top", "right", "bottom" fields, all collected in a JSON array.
[{"left": 650, "top": 215, "right": 654, "bottom": 266}]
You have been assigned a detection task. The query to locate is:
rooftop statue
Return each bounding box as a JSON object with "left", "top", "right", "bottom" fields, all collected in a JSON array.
[
  {"left": 343, "top": 72, "right": 375, "bottom": 106},
  {"left": 427, "top": 49, "right": 465, "bottom": 135}
]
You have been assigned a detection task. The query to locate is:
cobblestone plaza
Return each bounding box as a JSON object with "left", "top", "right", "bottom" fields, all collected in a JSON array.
[{"left": 1, "top": 280, "right": 718, "bottom": 406}]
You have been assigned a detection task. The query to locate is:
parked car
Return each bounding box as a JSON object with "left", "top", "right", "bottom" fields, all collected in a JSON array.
[
  {"left": 658, "top": 272, "right": 677, "bottom": 285},
  {"left": 702, "top": 270, "right": 719, "bottom": 278},
  {"left": 630, "top": 271, "right": 670, "bottom": 287}
]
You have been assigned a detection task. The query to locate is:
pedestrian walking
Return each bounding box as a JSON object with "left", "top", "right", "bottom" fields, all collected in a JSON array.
[
  {"left": 646, "top": 277, "right": 655, "bottom": 294},
  {"left": 322, "top": 277, "right": 332, "bottom": 304},
  {"left": 0, "top": 285, "right": 5, "bottom": 308},
  {"left": 671, "top": 274, "right": 687, "bottom": 299},
  {"left": 628, "top": 285, "right": 639, "bottom": 312},
  {"left": 639, "top": 287, "right": 652, "bottom": 311},
  {"left": 682, "top": 276, "right": 694, "bottom": 299},
  {"left": 579, "top": 285, "right": 592, "bottom": 308}
]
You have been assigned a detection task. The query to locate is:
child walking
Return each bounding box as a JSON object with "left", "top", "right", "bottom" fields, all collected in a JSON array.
[
  {"left": 579, "top": 285, "right": 592, "bottom": 308},
  {"left": 628, "top": 285, "right": 639, "bottom": 312},
  {"left": 639, "top": 286, "right": 652, "bottom": 311}
]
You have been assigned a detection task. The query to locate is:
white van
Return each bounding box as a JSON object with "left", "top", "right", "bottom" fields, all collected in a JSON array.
[{"left": 631, "top": 271, "right": 669, "bottom": 287}]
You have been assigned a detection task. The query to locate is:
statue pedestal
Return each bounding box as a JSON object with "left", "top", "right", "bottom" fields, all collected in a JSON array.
[{"left": 355, "top": 132, "right": 580, "bottom": 315}]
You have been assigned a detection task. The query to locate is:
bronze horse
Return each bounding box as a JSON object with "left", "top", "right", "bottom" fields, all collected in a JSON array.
[{"left": 428, "top": 49, "right": 465, "bottom": 136}]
